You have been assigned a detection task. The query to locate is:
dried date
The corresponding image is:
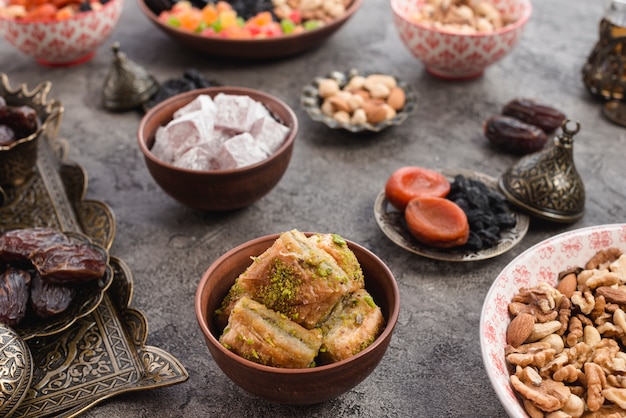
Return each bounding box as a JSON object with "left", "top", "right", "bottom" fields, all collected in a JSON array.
[
  {"left": 483, "top": 115, "right": 548, "bottom": 155},
  {"left": 0, "top": 267, "right": 31, "bottom": 326},
  {"left": 30, "top": 274, "right": 75, "bottom": 318},
  {"left": 0, "top": 227, "right": 70, "bottom": 265},
  {"left": 30, "top": 242, "right": 107, "bottom": 284},
  {"left": 0, "top": 105, "right": 38, "bottom": 139},
  {"left": 502, "top": 98, "right": 565, "bottom": 133}
]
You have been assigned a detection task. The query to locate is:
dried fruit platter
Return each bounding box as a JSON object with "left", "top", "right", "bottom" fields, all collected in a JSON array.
[
  {"left": 373, "top": 168, "right": 530, "bottom": 262},
  {"left": 0, "top": 134, "right": 188, "bottom": 417}
]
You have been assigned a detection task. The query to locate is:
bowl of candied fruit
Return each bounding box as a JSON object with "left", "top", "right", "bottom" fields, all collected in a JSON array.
[
  {"left": 195, "top": 229, "right": 400, "bottom": 404},
  {"left": 390, "top": 0, "right": 532, "bottom": 79},
  {"left": 137, "top": 86, "right": 298, "bottom": 211},
  {"left": 480, "top": 223, "right": 626, "bottom": 417},
  {"left": 137, "top": 0, "right": 363, "bottom": 59},
  {"left": 0, "top": 0, "right": 123, "bottom": 66}
]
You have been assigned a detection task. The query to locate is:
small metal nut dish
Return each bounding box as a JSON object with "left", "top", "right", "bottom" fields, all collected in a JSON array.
[
  {"left": 300, "top": 69, "right": 418, "bottom": 133},
  {"left": 0, "top": 73, "right": 63, "bottom": 188}
]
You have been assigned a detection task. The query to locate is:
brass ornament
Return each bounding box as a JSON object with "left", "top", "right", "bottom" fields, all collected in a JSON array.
[
  {"left": 0, "top": 73, "right": 63, "bottom": 187},
  {"left": 499, "top": 120, "right": 585, "bottom": 223},
  {"left": 102, "top": 43, "right": 159, "bottom": 112},
  {"left": 0, "top": 124, "right": 188, "bottom": 415},
  {"left": 0, "top": 323, "right": 33, "bottom": 418}
]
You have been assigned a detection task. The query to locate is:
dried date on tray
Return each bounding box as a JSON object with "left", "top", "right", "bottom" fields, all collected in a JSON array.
[
  {"left": 0, "top": 267, "right": 31, "bottom": 326},
  {"left": 0, "top": 227, "right": 70, "bottom": 264},
  {"left": 30, "top": 273, "right": 75, "bottom": 318},
  {"left": 29, "top": 242, "right": 107, "bottom": 284}
]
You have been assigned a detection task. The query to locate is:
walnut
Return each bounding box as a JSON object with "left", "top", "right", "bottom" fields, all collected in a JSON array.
[
  {"left": 510, "top": 375, "right": 570, "bottom": 412},
  {"left": 507, "top": 342, "right": 556, "bottom": 368},
  {"left": 566, "top": 316, "right": 583, "bottom": 347},
  {"left": 609, "top": 254, "right": 626, "bottom": 283},
  {"left": 571, "top": 291, "right": 595, "bottom": 315},
  {"left": 586, "top": 248, "right": 623, "bottom": 270},
  {"left": 561, "top": 393, "right": 585, "bottom": 418},
  {"left": 587, "top": 270, "right": 621, "bottom": 289},
  {"left": 553, "top": 364, "right": 581, "bottom": 383},
  {"left": 585, "top": 362, "right": 607, "bottom": 412},
  {"left": 603, "top": 388, "right": 626, "bottom": 410},
  {"left": 557, "top": 297, "right": 572, "bottom": 336}
]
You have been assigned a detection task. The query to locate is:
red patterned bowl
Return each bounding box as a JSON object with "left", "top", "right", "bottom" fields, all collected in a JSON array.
[
  {"left": 480, "top": 223, "right": 626, "bottom": 417},
  {"left": 0, "top": 0, "right": 123, "bottom": 67},
  {"left": 390, "top": 0, "right": 532, "bottom": 80}
]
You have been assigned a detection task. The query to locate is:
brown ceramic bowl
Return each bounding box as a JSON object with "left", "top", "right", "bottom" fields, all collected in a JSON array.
[
  {"left": 0, "top": 73, "right": 63, "bottom": 188},
  {"left": 137, "top": 0, "right": 363, "bottom": 59},
  {"left": 137, "top": 86, "right": 297, "bottom": 211},
  {"left": 195, "top": 232, "right": 400, "bottom": 405}
]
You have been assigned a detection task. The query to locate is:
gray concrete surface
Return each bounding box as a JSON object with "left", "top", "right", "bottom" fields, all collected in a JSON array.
[{"left": 2, "top": 0, "right": 625, "bottom": 416}]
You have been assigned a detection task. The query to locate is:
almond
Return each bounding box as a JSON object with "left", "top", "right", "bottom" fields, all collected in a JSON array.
[
  {"left": 387, "top": 86, "right": 406, "bottom": 111},
  {"left": 556, "top": 273, "right": 577, "bottom": 298},
  {"left": 327, "top": 96, "right": 351, "bottom": 113},
  {"left": 361, "top": 101, "right": 388, "bottom": 124},
  {"left": 506, "top": 313, "right": 535, "bottom": 347}
]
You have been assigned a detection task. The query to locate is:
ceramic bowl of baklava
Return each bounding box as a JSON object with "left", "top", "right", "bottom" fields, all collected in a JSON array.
[
  {"left": 137, "top": 86, "right": 298, "bottom": 211},
  {"left": 195, "top": 229, "right": 400, "bottom": 405}
]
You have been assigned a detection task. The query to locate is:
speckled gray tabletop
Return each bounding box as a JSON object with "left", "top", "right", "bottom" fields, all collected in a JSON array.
[{"left": 1, "top": 0, "right": 624, "bottom": 416}]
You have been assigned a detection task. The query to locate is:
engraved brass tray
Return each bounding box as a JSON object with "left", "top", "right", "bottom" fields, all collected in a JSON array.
[{"left": 0, "top": 134, "right": 188, "bottom": 416}]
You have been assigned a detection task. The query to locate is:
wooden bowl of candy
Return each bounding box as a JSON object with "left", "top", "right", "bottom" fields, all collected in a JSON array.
[
  {"left": 481, "top": 223, "right": 626, "bottom": 417},
  {"left": 0, "top": 227, "right": 113, "bottom": 340},
  {"left": 137, "top": 0, "right": 363, "bottom": 59},
  {"left": 195, "top": 230, "right": 400, "bottom": 404},
  {"left": 390, "top": 0, "right": 532, "bottom": 79},
  {"left": 137, "top": 86, "right": 298, "bottom": 211},
  {"left": 0, "top": 0, "right": 123, "bottom": 66},
  {"left": 0, "top": 73, "right": 63, "bottom": 188}
]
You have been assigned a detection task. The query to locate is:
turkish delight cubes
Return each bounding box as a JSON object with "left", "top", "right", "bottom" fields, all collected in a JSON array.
[{"left": 150, "top": 93, "right": 290, "bottom": 171}]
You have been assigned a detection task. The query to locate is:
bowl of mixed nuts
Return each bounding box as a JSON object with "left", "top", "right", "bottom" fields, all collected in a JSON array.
[
  {"left": 390, "top": 0, "right": 532, "bottom": 79},
  {"left": 300, "top": 68, "right": 418, "bottom": 133},
  {"left": 480, "top": 223, "right": 626, "bottom": 417}
]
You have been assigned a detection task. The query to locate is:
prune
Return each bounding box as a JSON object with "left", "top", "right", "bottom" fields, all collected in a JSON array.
[
  {"left": 0, "top": 267, "right": 30, "bottom": 326},
  {"left": 502, "top": 98, "right": 565, "bottom": 133},
  {"left": 0, "top": 227, "right": 70, "bottom": 265},
  {"left": 483, "top": 115, "right": 548, "bottom": 155},
  {"left": 30, "top": 274, "right": 74, "bottom": 318},
  {"left": 30, "top": 241, "right": 107, "bottom": 284},
  {"left": 447, "top": 175, "right": 517, "bottom": 252},
  {"left": 143, "top": 69, "right": 222, "bottom": 111}
]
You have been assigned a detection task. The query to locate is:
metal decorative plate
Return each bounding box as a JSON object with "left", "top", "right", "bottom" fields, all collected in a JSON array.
[
  {"left": 374, "top": 168, "right": 530, "bottom": 262},
  {"left": 300, "top": 68, "right": 418, "bottom": 133},
  {"left": 0, "top": 134, "right": 188, "bottom": 417}
]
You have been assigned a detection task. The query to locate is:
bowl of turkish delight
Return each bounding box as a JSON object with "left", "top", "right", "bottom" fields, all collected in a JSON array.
[
  {"left": 137, "top": 86, "right": 298, "bottom": 211},
  {"left": 480, "top": 223, "right": 626, "bottom": 417},
  {"left": 195, "top": 229, "right": 400, "bottom": 404},
  {"left": 0, "top": 73, "right": 63, "bottom": 188},
  {"left": 137, "top": 0, "right": 363, "bottom": 59},
  {"left": 390, "top": 0, "right": 532, "bottom": 79},
  {"left": 0, "top": 0, "right": 123, "bottom": 66}
]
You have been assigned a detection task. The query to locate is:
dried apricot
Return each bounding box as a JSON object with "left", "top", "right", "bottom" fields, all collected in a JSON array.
[
  {"left": 404, "top": 196, "right": 469, "bottom": 248},
  {"left": 385, "top": 166, "right": 450, "bottom": 211}
]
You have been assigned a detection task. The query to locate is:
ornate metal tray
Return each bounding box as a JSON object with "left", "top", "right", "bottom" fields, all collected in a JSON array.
[
  {"left": 373, "top": 168, "right": 530, "bottom": 262},
  {"left": 0, "top": 134, "right": 188, "bottom": 416}
]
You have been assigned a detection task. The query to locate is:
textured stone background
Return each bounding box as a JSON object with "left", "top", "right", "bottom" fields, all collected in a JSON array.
[{"left": 2, "top": 0, "right": 625, "bottom": 416}]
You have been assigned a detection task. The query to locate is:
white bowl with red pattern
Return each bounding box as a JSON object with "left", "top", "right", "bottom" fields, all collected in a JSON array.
[
  {"left": 0, "top": 0, "right": 123, "bottom": 66},
  {"left": 480, "top": 223, "right": 626, "bottom": 417},
  {"left": 390, "top": 0, "right": 532, "bottom": 80}
]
